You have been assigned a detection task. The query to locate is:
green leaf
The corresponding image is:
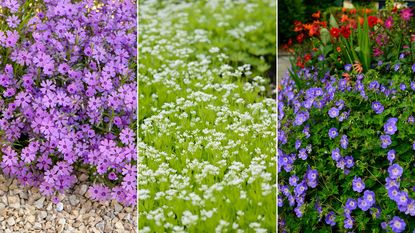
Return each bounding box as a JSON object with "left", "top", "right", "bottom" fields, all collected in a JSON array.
[
  {"left": 320, "top": 28, "right": 331, "bottom": 45},
  {"left": 329, "top": 14, "right": 339, "bottom": 28}
]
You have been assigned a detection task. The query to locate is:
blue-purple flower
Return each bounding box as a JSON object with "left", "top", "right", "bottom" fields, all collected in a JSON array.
[
  {"left": 340, "top": 135, "right": 348, "bottom": 149},
  {"left": 384, "top": 118, "right": 398, "bottom": 135},
  {"left": 380, "top": 135, "right": 392, "bottom": 148},
  {"left": 344, "top": 217, "right": 353, "bottom": 229},
  {"left": 345, "top": 198, "right": 357, "bottom": 210},
  {"left": 358, "top": 197, "right": 371, "bottom": 211},
  {"left": 345, "top": 156, "right": 354, "bottom": 168},
  {"left": 389, "top": 216, "right": 406, "bottom": 233},
  {"left": 331, "top": 148, "right": 341, "bottom": 161},
  {"left": 294, "top": 111, "right": 309, "bottom": 126},
  {"left": 352, "top": 176, "right": 365, "bottom": 193},
  {"left": 363, "top": 190, "right": 376, "bottom": 205},
  {"left": 328, "top": 107, "right": 339, "bottom": 118},
  {"left": 388, "top": 164, "right": 403, "bottom": 179},
  {"left": 325, "top": 211, "right": 336, "bottom": 226},
  {"left": 387, "top": 150, "right": 396, "bottom": 164},
  {"left": 289, "top": 175, "right": 299, "bottom": 186},
  {"left": 328, "top": 127, "right": 338, "bottom": 139},
  {"left": 371, "top": 101, "right": 384, "bottom": 114},
  {"left": 298, "top": 148, "right": 308, "bottom": 160}
]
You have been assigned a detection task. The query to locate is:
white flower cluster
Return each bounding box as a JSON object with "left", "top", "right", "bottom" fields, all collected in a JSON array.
[{"left": 139, "top": 0, "right": 275, "bottom": 231}]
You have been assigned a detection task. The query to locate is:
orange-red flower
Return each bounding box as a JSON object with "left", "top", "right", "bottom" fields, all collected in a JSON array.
[
  {"left": 341, "top": 14, "right": 349, "bottom": 23},
  {"left": 349, "top": 9, "right": 357, "bottom": 14},
  {"left": 312, "top": 11, "right": 321, "bottom": 19},
  {"left": 308, "top": 23, "right": 320, "bottom": 37},
  {"left": 336, "top": 46, "right": 342, "bottom": 52}
]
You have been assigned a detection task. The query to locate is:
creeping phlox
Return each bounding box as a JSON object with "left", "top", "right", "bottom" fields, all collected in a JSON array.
[
  {"left": 0, "top": 0, "right": 137, "bottom": 206},
  {"left": 139, "top": 0, "right": 275, "bottom": 232}
]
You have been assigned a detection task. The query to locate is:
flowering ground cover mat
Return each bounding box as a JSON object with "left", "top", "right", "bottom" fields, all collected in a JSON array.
[{"left": 138, "top": 0, "right": 276, "bottom": 231}]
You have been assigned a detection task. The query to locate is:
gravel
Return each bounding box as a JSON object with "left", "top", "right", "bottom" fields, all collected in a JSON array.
[{"left": 0, "top": 174, "right": 137, "bottom": 232}]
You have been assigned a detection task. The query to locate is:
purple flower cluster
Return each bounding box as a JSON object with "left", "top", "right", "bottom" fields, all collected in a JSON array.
[
  {"left": 278, "top": 62, "right": 415, "bottom": 230},
  {"left": 0, "top": 0, "right": 137, "bottom": 206},
  {"left": 279, "top": 167, "right": 318, "bottom": 218}
]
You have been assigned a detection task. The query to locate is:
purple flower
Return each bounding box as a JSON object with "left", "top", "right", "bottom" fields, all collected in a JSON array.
[
  {"left": 397, "top": 191, "right": 409, "bottom": 206},
  {"left": 295, "top": 139, "right": 302, "bottom": 150},
  {"left": 340, "top": 135, "right": 348, "bottom": 149},
  {"left": 331, "top": 148, "right": 341, "bottom": 161},
  {"left": 380, "top": 135, "right": 392, "bottom": 148},
  {"left": 400, "top": 83, "right": 406, "bottom": 91},
  {"left": 294, "top": 206, "right": 303, "bottom": 218},
  {"left": 328, "top": 127, "right": 338, "bottom": 139},
  {"left": 345, "top": 156, "right": 354, "bottom": 168},
  {"left": 369, "top": 81, "right": 380, "bottom": 90},
  {"left": 389, "top": 216, "right": 406, "bottom": 233},
  {"left": 336, "top": 100, "right": 345, "bottom": 109},
  {"left": 336, "top": 158, "right": 346, "bottom": 170},
  {"left": 352, "top": 176, "right": 365, "bottom": 193},
  {"left": 294, "top": 111, "right": 309, "bottom": 126},
  {"left": 325, "top": 211, "right": 336, "bottom": 226},
  {"left": 371, "top": 101, "right": 384, "bottom": 114},
  {"left": 344, "top": 64, "right": 352, "bottom": 72},
  {"left": 298, "top": 148, "right": 308, "bottom": 160},
  {"left": 328, "top": 107, "right": 339, "bottom": 118},
  {"left": 386, "top": 177, "right": 400, "bottom": 189},
  {"left": 384, "top": 118, "right": 398, "bottom": 135},
  {"left": 412, "top": 64, "right": 415, "bottom": 73},
  {"left": 294, "top": 181, "right": 308, "bottom": 196},
  {"left": 358, "top": 197, "right": 370, "bottom": 211},
  {"left": 388, "top": 164, "right": 403, "bottom": 179},
  {"left": 345, "top": 198, "right": 357, "bottom": 210},
  {"left": 394, "top": 63, "right": 401, "bottom": 71},
  {"left": 289, "top": 175, "right": 299, "bottom": 186},
  {"left": 381, "top": 222, "right": 388, "bottom": 229},
  {"left": 388, "top": 186, "right": 401, "bottom": 202},
  {"left": 408, "top": 115, "right": 415, "bottom": 124},
  {"left": 363, "top": 190, "right": 376, "bottom": 205},
  {"left": 405, "top": 199, "right": 415, "bottom": 216},
  {"left": 344, "top": 217, "right": 353, "bottom": 229},
  {"left": 387, "top": 150, "right": 396, "bottom": 164}
]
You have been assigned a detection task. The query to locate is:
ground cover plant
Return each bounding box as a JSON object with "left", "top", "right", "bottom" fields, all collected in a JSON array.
[
  {"left": 138, "top": 0, "right": 275, "bottom": 231},
  {"left": 279, "top": 3, "right": 415, "bottom": 232},
  {"left": 0, "top": 0, "right": 137, "bottom": 206}
]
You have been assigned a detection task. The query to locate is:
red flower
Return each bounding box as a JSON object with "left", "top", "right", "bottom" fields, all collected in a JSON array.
[
  {"left": 304, "top": 53, "right": 312, "bottom": 62},
  {"left": 294, "top": 20, "right": 303, "bottom": 32},
  {"left": 296, "top": 33, "right": 305, "bottom": 43},
  {"left": 330, "top": 27, "right": 341, "bottom": 38},
  {"left": 368, "top": 16, "right": 378, "bottom": 27},
  {"left": 296, "top": 59, "right": 304, "bottom": 68},
  {"left": 340, "top": 26, "right": 351, "bottom": 39}
]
